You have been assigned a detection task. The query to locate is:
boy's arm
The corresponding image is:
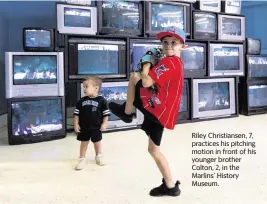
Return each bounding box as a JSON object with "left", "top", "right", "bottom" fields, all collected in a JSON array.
[
  {"left": 74, "top": 101, "right": 81, "bottom": 132},
  {"left": 100, "top": 99, "right": 110, "bottom": 131}
]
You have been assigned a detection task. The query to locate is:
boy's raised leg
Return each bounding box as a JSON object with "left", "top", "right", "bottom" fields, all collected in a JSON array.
[{"left": 109, "top": 73, "right": 141, "bottom": 123}]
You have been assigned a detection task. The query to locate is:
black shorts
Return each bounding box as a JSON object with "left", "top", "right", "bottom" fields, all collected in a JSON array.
[
  {"left": 77, "top": 129, "right": 102, "bottom": 143},
  {"left": 133, "top": 80, "right": 164, "bottom": 146}
]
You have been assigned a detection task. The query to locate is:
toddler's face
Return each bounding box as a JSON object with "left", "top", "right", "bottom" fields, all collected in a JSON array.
[
  {"left": 83, "top": 80, "right": 98, "bottom": 97},
  {"left": 161, "top": 36, "right": 184, "bottom": 57}
]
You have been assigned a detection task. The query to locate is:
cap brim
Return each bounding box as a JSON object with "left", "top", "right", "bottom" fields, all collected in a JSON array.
[{"left": 156, "top": 31, "right": 185, "bottom": 44}]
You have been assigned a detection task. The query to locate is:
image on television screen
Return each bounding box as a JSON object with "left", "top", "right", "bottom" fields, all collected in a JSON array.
[
  {"left": 202, "top": 1, "right": 219, "bottom": 7},
  {"left": 248, "top": 85, "right": 267, "bottom": 107},
  {"left": 151, "top": 3, "right": 184, "bottom": 31},
  {"left": 181, "top": 45, "right": 204, "bottom": 70},
  {"left": 248, "top": 57, "right": 267, "bottom": 77},
  {"left": 227, "top": 0, "right": 241, "bottom": 7},
  {"left": 99, "top": 86, "right": 128, "bottom": 121},
  {"left": 222, "top": 17, "right": 241, "bottom": 36},
  {"left": 132, "top": 42, "right": 161, "bottom": 71},
  {"left": 78, "top": 44, "right": 119, "bottom": 75},
  {"left": 194, "top": 13, "right": 216, "bottom": 33},
  {"left": 247, "top": 39, "right": 260, "bottom": 54},
  {"left": 13, "top": 55, "right": 57, "bottom": 85},
  {"left": 102, "top": 1, "right": 139, "bottom": 30},
  {"left": 25, "top": 30, "right": 51, "bottom": 48},
  {"left": 11, "top": 99, "right": 63, "bottom": 136},
  {"left": 198, "top": 82, "right": 230, "bottom": 112},
  {"left": 214, "top": 47, "right": 239, "bottom": 70},
  {"left": 179, "top": 82, "right": 188, "bottom": 112},
  {"left": 64, "top": 7, "right": 91, "bottom": 28}
]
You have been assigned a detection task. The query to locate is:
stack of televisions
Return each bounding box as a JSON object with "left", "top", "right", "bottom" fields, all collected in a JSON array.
[
  {"left": 5, "top": 28, "right": 66, "bottom": 145},
  {"left": 6, "top": 0, "right": 264, "bottom": 144},
  {"left": 239, "top": 38, "right": 267, "bottom": 115}
]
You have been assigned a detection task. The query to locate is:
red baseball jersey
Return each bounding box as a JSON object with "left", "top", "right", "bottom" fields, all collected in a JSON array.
[{"left": 140, "top": 56, "right": 184, "bottom": 130}]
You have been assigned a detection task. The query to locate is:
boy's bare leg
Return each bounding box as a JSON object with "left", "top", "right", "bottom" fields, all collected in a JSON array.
[
  {"left": 125, "top": 72, "right": 141, "bottom": 114},
  {"left": 75, "top": 141, "right": 89, "bottom": 170},
  {"left": 93, "top": 141, "right": 105, "bottom": 166},
  {"left": 80, "top": 141, "right": 89, "bottom": 157},
  {"left": 93, "top": 141, "right": 102, "bottom": 155},
  {"left": 148, "top": 138, "right": 175, "bottom": 188}
]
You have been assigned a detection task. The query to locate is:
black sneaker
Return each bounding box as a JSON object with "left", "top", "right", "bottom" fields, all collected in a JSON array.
[
  {"left": 109, "top": 102, "right": 133, "bottom": 123},
  {"left": 149, "top": 179, "right": 181, "bottom": 197}
]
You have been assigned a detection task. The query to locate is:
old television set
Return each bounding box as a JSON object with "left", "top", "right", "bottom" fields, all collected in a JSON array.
[
  {"left": 79, "top": 81, "right": 143, "bottom": 130},
  {"left": 176, "top": 79, "right": 190, "bottom": 123},
  {"left": 196, "top": 0, "right": 221, "bottom": 12},
  {"left": 192, "top": 11, "right": 217, "bottom": 40},
  {"left": 181, "top": 42, "right": 207, "bottom": 77},
  {"left": 97, "top": 1, "right": 143, "bottom": 36},
  {"left": 68, "top": 38, "right": 127, "bottom": 80},
  {"left": 239, "top": 80, "right": 267, "bottom": 115},
  {"left": 246, "top": 55, "right": 267, "bottom": 78},
  {"left": 7, "top": 96, "right": 66, "bottom": 145},
  {"left": 218, "top": 15, "right": 245, "bottom": 41},
  {"left": 23, "top": 28, "right": 56, "bottom": 52},
  {"left": 209, "top": 43, "right": 244, "bottom": 76},
  {"left": 61, "top": 0, "right": 92, "bottom": 6},
  {"left": 222, "top": 0, "right": 241, "bottom": 14},
  {"left": 145, "top": 1, "right": 191, "bottom": 37},
  {"left": 192, "top": 78, "right": 236, "bottom": 119},
  {"left": 57, "top": 3, "right": 97, "bottom": 35},
  {"left": 130, "top": 39, "right": 161, "bottom": 72},
  {"left": 246, "top": 38, "right": 261, "bottom": 55},
  {"left": 5, "top": 52, "right": 64, "bottom": 98}
]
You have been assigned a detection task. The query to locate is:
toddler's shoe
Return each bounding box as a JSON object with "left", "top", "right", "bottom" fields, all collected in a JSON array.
[{"left": 75, "top": 157, "right": 86, "bottom": 170}]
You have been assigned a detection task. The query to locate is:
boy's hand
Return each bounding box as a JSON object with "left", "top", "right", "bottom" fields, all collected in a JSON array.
[
  {"left": 74, "top": 124, "right": 80, "bottom": 133},
  {"left": 141, "top": 63, "right": 151, "bottom": 76},
  {"left": 100, "top": 123, "right": 107, "bottom": 131}
]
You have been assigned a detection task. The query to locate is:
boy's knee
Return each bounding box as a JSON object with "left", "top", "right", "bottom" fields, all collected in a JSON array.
[
  {"left": 148, "top": 145, "right": 160, "bottom": 157},
  {"left": 130, "top": 72, "right": 141, "bottom": 83}
]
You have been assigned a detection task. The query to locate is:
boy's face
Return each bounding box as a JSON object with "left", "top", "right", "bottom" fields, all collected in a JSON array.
[
  {"left": 161, "top": 36, "right": 184, "bottom": 57},
  {"left": 83, "top": 80, "right": 99, "bottom": 97}
]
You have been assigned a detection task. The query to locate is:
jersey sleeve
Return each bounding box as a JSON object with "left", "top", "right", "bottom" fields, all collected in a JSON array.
[
  {"left": 101, "top": 98, "right": 111, "bottom": 117},
  {"left": 74, "top": 100, "right": 81, "bottom": 116},
  {"left": 148, "top": 57, "right": 177, "bottom": 87}
]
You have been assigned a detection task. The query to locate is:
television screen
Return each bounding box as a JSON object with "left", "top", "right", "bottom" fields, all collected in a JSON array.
[
  {"left": 248, "top": 56, "right": 267, "bottom": 77},
  {"left": 25, "top": 29, "right": 51, "bottom": 48},
  {"left": 78, "top": 44, "right": 119, "bottom": 75},
  {"left": 11, "top": 99, "right": 63, "bottom": 136},
  {"left": 222, "top": 17, "right": 241, "bottom": 36},
  {"left": 64, "top": 7, "right": 91, "bottom": 28},
  {"left": 248, "top": 85, "right": 267, "bottom": 107},
  {"left": 198, "top": 82, "right": 230, "bottom": 112},
  {"left": 214, "top": 47, "right": 239, "bottom": 70},
  {"left": 247, "top": 38, "right": 261, "bottom": 55},
  {"left": 99, "top": 86, "right": 128, "bottom": 121},
  {"left": 132, "top": 42, "right": 161, "bottom": 71},
  {"left": 227, "top": 0, "right": 241, "bottom": 7},
  {"left": 13, "top": 55, "right": 57, "bottom": 85},
  {"left": 151, "top": 3, "right": 184, "bottom": 31},
  {"left": 181, "top": 45, "right": 205, "bottom": 70},
  {"left": 102, "top": 1, "right": 139, "bottom": 30},
  {"left": 194, "top": 13, "right": 216, "bottom": 33},
  {"left": 179, "top": 82, "right": 188, "bottom": 112}
]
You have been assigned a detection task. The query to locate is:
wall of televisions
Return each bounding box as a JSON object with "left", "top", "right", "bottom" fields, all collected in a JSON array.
[{"left": 5, "top": 0, "right": 267, "bottom": 145}]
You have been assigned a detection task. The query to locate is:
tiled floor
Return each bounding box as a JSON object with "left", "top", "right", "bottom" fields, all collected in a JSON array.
[{"left": 0, "top": 114, "right": 266, "bottom": 204}]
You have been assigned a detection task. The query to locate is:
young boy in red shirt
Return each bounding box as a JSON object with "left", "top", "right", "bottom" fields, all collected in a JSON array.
[{"left": 109, "top": 26, "right": 185, "bottom": 197}]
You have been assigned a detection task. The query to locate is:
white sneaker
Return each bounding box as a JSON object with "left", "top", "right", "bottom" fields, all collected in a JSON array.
[
  {"left": 75, "top": 157, "right": 86, "bottom": 170},
  {"left": 95, "top": 155, "right": 105, "bottom": 166}
]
